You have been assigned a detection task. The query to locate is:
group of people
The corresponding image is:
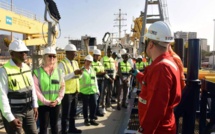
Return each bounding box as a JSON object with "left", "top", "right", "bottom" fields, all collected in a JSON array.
[{"left": 0, "top": 20, "right": 185, "bottom": 134}]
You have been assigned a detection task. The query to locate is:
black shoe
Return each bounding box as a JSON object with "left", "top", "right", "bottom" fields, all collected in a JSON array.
[
  {"left": 90, "top": 119, "right": 99, "bottom": 126},
  {"left": 96, "top": 112, "right": 104, "bottom": 117},
  {"left": 84, "top": 119, "right": 90, "bottom": 126},
  {"left": 94, "top": 116, "right": 98, "bottom": 120},
  {"left": 68, "top": 128, "right": 82, "bottom": 134}
]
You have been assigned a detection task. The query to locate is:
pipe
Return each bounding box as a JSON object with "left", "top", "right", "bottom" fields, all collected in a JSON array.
[
  {"left": 182, "top": 39, "right": 201, "bottom": 134},
  {"left": 174, "top": 39, "right": 201, "bottom": 134},
  {"left": 174, "top": 38, "right": 184, "bottom": 64}
]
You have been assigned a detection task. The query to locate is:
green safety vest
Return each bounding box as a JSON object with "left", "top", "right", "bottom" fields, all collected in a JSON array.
[
  {"left": 102, "top": 56, "right": 115, "bottom": 70},
  {"left": 79, "top": 67, "right": 98, "bottom": 94},
  {"left": 34, "top": 67, "right": 62, "bottom": 106},
  {"left": 3, "top": 61, "right": 33, "bottom": 113},
  {"left": 60, "top": 59, "right": 80, "bottom": 94},
  {"left": 120, "top": 61, "right": 132, "bottom": 75},
  {"left": 136, "top": 62, "right": 144, "bottom": 70}
]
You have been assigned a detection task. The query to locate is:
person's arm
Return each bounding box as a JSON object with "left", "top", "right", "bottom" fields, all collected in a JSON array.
[
  {"left": 138, "top": 67, "right": 172, "bottom": 133},
  {"left": 0, "top": 68, "right": 15, "bottom": 122},
  {"left": 58, "top": 62, "right": 76, "bottom": 81},
  {"left": 33, "top": 75, "right": 51, "bottom": 106}
]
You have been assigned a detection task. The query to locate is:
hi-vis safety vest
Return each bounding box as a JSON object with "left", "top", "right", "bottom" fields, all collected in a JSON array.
[
  {"left": 120, "top": 61, "right": 132, "bottom": 75},
  {"left": 102, "top": 56, "right": 115, "bottom": 70},
  {"left": 136, "top": 62, "right": 144, "bottom": 71},
  {"left": 102, "top": 56, "right": 115, "bottom": 75},
  {"left": 92, "top": 61, "right": 105, "bottom": 79},
  {"left": 60, "top": 59, "right": 80, "bottom": 94},
  {"left": 3, "top": 61, "right": 33, "bottom": 113},
  {"left": 79, "top": 67, "right": 98, "bottom": 94},
  {"left": 34, "top": 67, "right": 62, "bottom": 106}
]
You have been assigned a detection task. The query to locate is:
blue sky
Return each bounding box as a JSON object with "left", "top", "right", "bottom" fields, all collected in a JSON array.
[{"left": 1, "top": 0, "right": 215, "bottom": 50}]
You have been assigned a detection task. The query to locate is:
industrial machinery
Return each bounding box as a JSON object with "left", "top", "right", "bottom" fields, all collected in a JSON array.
[{"left": 0, "top": 0, "right": 61, "bottom": 69}]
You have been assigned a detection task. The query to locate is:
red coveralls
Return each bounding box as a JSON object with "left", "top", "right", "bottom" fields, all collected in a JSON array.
[{"left": 136, "top": 52, "right": 181, "bottom": 134}]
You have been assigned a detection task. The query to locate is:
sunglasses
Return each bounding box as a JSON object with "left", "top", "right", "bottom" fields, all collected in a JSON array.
[
  {"left": 48, "top": 55, "right": 56, "bottom": 58},
  {"left": 16, "top": 51, "right": 28, "bottom": 54}
]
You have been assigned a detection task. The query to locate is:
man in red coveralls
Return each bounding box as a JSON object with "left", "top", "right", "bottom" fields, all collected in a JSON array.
[{"left": 131, "top": 21, "right": 181, "bottom": 134}]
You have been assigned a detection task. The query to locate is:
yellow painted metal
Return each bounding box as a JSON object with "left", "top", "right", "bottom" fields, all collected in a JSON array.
[
  {"left": 204, "top": 76, "right": 215, "bottom": 83},
  {"left": 0, "top": 8, "right": 49, "bottom": 46},
  {"left": 130, "top": 17, "right": 147, "bottom": 42},
  {"left": 184, "top": 68, "right": 215, "bottom": 79},
  {"left": 0, "top": 8, "right": 48, "bottom": 34}
]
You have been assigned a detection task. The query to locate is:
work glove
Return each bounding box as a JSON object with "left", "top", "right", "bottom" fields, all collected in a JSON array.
[{"left": 130, "top": 69, "right": 139, "bottom": 76}]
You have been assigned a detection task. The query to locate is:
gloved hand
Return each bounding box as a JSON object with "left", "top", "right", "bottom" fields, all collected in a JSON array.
[{"left": 130, "top": 69, "right": 139, "bottom": 76}]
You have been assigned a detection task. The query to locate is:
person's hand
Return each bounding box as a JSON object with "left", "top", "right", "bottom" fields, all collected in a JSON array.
[
  {"left": 130, "top": 69, "right": 139, "bottom": 76},
  {"left": 74, "top": 69, "right": 83, "bottom": 75},
  {"left": 33, "top": 108, "right": 38, "bottom": 121},
  {"left": 50, "top": 100, "right": 58, "bottom": 107},
  {"left": 10, "top": 118, "right": 22, "bottom": 129}
]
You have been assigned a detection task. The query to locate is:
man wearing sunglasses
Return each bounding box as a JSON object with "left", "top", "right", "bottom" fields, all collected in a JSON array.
[
  {"left": 0, "top": 39, "right": 38, "bottom": 134},
  {"left": 132, "top": 21, "right": 181, "bottom": 134}
]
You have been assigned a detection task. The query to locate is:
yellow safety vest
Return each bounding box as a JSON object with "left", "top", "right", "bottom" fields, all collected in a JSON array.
[
  {"left": 3, "top": 61, "right": 33, "bottom": 113},
  {"left": 102, "top": 56, "right": 115, "bottom": 76},
  {"left": 60, "top": 59, "right": 80, "bottom": 94},
  {"left": 120, "top": 61, "right": 132, "bottom": 75}
]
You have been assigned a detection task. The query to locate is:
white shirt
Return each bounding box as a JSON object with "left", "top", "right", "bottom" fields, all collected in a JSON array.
[
  {"left": 0, "top": 59, "right": 38, "bottom": 122},
  {"left": 58, "top": 58, "right": 78, "bottom": 81}
]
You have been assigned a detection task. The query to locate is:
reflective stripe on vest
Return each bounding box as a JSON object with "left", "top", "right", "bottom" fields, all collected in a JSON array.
[
  {"left": 34, "top": 67, "right": 61, "bottom": 105},
  {"left": 120, "top": 61, "right": 132, "bottom": 75},
  {"left": 79, "top": 68, "right": 97, "bottom": 94},
  {"left": 60, "top": 59, "right": 80, "bottom": 93}
]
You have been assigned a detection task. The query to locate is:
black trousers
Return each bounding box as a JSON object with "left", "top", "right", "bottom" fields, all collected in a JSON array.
[
  {"left": 96, "top": 79, "right": 104, "bottom": 112},
  {"left": 61, "top": 93, "right": 78, "bottom": 133},
  {"left": 81, "top": 93, "right": 97, "bottom": 120},
  {"left": 38, "top": 105, "right": 60, "bottom": 134}
]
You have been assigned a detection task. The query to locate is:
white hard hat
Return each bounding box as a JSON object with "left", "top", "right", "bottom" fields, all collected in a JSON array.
[
  {"left": 120, "top": 49, "right": 127, "bottom": 55},
  {"left": 137, "top": 55, "right": 142, "bottom": 59},
  {"left": 144, "top": 21, "right": 174, "bottom": 43},
  {"left": 64, "top": 44, "right": 77, "bottom": 51},
  {"left": 43, "top": 46, "right": 56, "bottom": 55},
  {"left": 85, "top": 54, "right": 93, "bottom": 62},
  {"left": 93, "top": 49, "right": 101, "bottom": 55},
  {"left": 9, "top": 39, "right": 29, "bottom": 52}
]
